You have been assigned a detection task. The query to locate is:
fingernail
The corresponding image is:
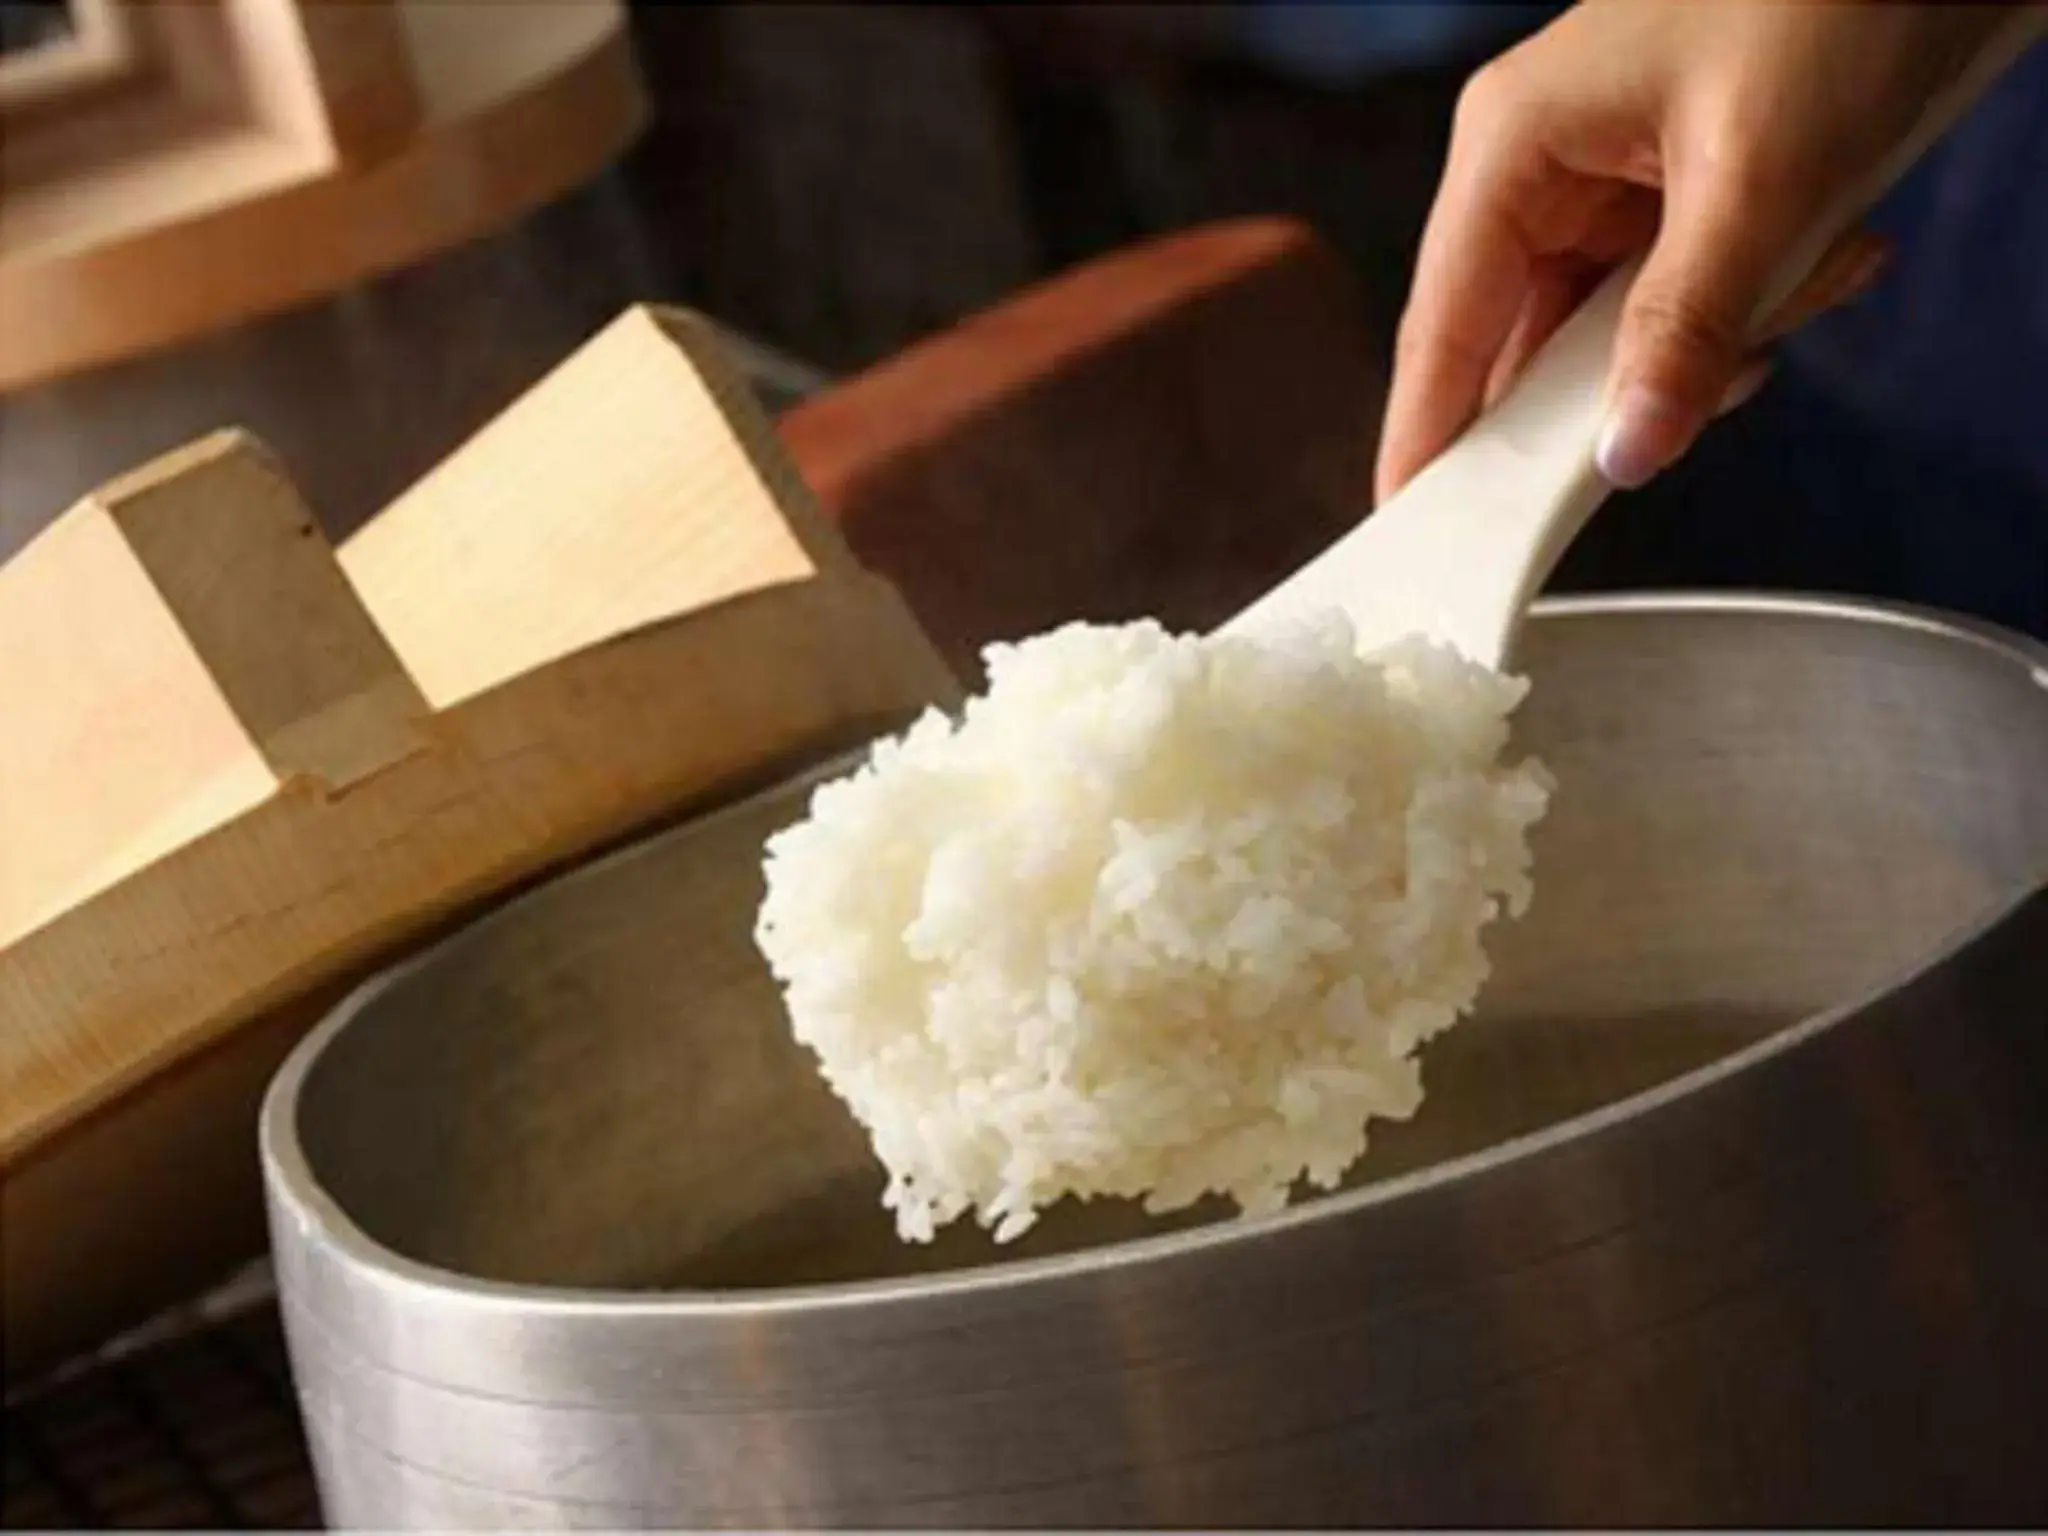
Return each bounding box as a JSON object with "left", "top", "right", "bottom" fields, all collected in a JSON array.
[
  {"left": 1596, "top": 385, "right": 1693, "bottom": 489},
  {"left": 1715, "top": 359, "right": 1773, "bottom": 417},
  {"left": 1845, "top": 242, "right": 1890, "bottom": 293}
]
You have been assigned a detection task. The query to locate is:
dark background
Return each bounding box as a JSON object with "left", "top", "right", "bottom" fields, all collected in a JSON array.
[
  {"left": 615, "top": 3, "right": 1531, "bottom": 373},
  {"left": 2, "top": 1, "right": 2041, "bottom": 635},
  {"left": 610, "top": 2, "right": 2046, "bottom": 640}
]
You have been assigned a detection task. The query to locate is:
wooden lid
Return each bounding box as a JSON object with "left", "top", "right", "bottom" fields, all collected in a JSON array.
[
  {"left": 1, "top": 300, "right": 955, "bottom": 1378},
  {"left": 0, "top": 0, "right": 648, "bottom": 392}
]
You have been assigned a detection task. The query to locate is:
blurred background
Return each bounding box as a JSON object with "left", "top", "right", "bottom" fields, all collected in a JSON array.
[
  {"left": 1, "top": 2, "right": 1556, "bottom": 552},
  {"left": 613, "top": 2, "right": 1554, "bottom": 370},
  {"left": 6, "top": 0, "right": 2044, "bottom": 634},
  {"left": 599, "top": 0, "right": 2048, "bottom": 641}
]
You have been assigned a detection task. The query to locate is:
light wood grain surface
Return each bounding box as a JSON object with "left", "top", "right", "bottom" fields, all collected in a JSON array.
[{"left": 1, "top": 301, "right": 955, "bottom": 1380}]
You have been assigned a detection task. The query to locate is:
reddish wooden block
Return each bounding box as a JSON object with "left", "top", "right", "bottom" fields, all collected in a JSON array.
[{"left": 782, "top": 217, "right": 1386, "bottom": 677}]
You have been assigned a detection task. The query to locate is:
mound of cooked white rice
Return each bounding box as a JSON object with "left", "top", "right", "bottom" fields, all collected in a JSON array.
[{"left": 754, "top": 613, "right": 1552, "bottom": 1244}]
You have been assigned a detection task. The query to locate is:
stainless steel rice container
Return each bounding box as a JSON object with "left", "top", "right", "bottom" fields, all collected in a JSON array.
[{"left": 263, "top": 592, "right": 2048, "bottom": 1526}]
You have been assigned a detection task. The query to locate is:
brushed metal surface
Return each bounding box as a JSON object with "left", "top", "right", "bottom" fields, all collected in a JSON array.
[{"left": 263, "top": 593, "right": 2048, "bottom": 1527}]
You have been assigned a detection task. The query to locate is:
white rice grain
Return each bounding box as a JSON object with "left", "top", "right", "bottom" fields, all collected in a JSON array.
[{"left": 754, "top": 612, "right": 1551, "bottom": 1243}]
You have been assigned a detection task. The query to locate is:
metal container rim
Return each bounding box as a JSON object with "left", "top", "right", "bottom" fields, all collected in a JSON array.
[{"left": 260, "top": 589, "right": 2048, "bottom": 1321}]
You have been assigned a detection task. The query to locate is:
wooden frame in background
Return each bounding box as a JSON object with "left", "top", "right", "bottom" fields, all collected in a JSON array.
[
  {"left": 0, "top": 0, "right": 645, "bottom": 393},
  {"left": 0, "top": 0, "right": 140, "bottom": 120}
]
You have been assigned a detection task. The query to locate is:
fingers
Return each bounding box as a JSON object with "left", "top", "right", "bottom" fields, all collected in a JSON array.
[
  {"left": 1483, "top": 187, "right": 1661, "bottom": 409},
  {"left": 1595, "top": 172, "right": 1887, "bottom": 489},
  {"left": 1708, "top": 229, "right": 1887, "bottom": 418},
  {"left": 1375, "top": 215, "right": 1530, "bottom": 505},
  {"left": 1374, "top": 81, "right": 1538, "bottom": 505},
  {"left": 1754, "top": 228, "right": 1889, "bottom": 341},
  {"left": 1713, "top": 356, "right": 1774, "bottom": 418},
  {"left": 1385, "top": 164, "right": 1888, "bottom": 500},
  {"left": 1594, "top": 171, "right": 1780, "bottom": 487},
  {"left": 1483, "top": 267, "right": 1591, "bottom": 412},
  {"left": 1378, "top": 44, "right": 1896, "bottom": 502}
]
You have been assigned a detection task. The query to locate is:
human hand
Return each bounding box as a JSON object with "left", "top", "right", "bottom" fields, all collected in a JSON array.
[{"left": 1375, "top": 0, "right": 2035, "bottom": 501}]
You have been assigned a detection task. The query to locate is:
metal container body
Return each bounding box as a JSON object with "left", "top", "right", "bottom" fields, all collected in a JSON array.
[{"left": 263, "top": 594, "right": 2048, "bottom": 1527}]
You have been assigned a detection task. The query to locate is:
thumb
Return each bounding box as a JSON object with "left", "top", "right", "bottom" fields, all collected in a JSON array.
[{"left": 1596, "top": 171, "right": 1809, "bottom": 489}]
